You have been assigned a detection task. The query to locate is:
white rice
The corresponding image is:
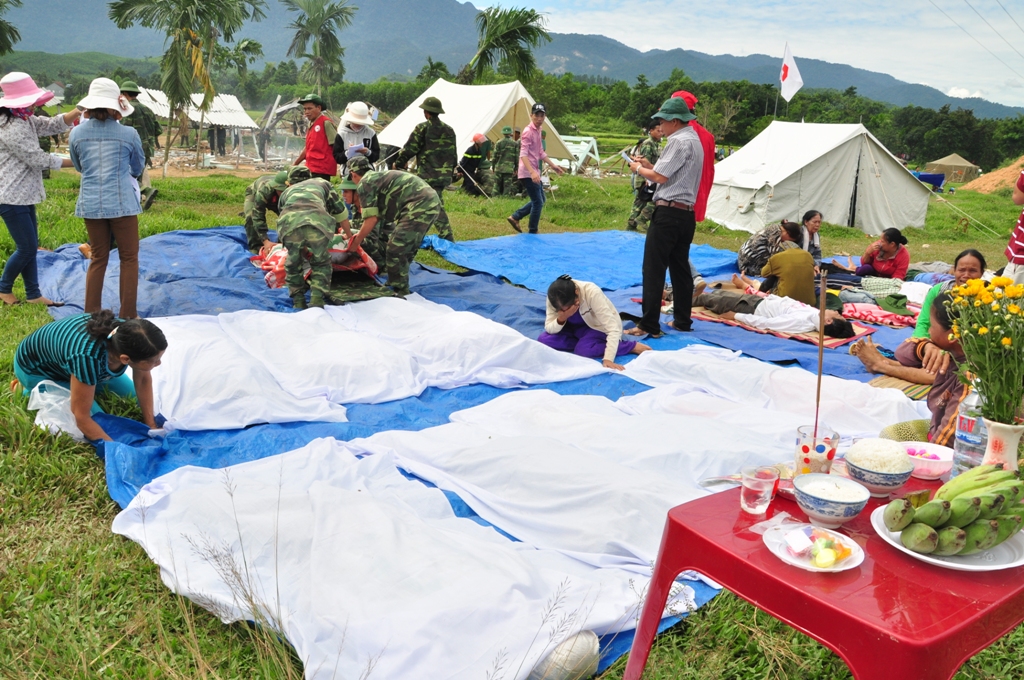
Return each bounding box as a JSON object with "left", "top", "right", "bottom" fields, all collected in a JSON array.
[
  {"left": 845, "top": 438, "right": 913, "bottom": 474},
  {"left": 801, "top": 478, "right": 866, "bottom": 502}
]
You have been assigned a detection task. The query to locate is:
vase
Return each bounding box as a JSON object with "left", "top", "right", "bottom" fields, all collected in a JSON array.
[{"left": 980, "top": 419, "right": 1024, "bottom": 472}]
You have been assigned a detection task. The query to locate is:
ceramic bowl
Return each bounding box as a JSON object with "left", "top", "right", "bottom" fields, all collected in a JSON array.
[
  {"left": 793, "top": 473, "right": 870, "bottom": 529},
  {"left": 844, "top": 459, "right": 914, "bottom": 498},
  {"left": 903, "top": 442, "right": 955, "bottom": 480}
]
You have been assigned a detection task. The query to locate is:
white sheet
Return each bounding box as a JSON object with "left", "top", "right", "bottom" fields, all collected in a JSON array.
[
  {"left": 151, "top": 298, "right": 606, "bottom": 431},
  {"left": 114, "top": 439, "right": 687, "bottom": 680}
]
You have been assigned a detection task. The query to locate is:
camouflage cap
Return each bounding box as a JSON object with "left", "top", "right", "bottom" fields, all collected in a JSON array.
[
  {"left": 271, "top": 170, "right": 289, "bottom": 190},
  {"left": 287, "top": 165, "right": 312, "bottom": 184},
  {"left": 501, "top": 126, "right": 512, "bottom": 135},
  {"left": 298, "top": 93, "right": 325, "bottom": 107},
  {"left": 338, "top": 178, "right": 358, "bottom": 190},
  {"left": 419, "top": 96, "right": 444, "bottom": 114},
  {"left": 119, "top": 80, "right": 141, "bottom": 94},
  {"left": 347, "top": 156, "right": 373, "bottom": 176}
]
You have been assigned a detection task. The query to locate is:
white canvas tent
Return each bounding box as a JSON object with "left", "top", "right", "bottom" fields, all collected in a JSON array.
[
  {"left": 706, "top": 121, "right": 930, "bottom": 235},
  {"left": 137, "top": 88, "right": 259, "bottom": 129},
  {"left": 378, "top": 79, "right": 573, "bottom": 162}
]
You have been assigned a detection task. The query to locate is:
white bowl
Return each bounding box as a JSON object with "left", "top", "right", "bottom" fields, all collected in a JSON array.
[
  {"left": 793, "top": 473, "right": 870, "bottom": 529},
  {"left": 903, "top": 442, "right": 955, "bottom": 480},
  {"left": 844, "top": 459, "right": 914, "bottom": 498}
]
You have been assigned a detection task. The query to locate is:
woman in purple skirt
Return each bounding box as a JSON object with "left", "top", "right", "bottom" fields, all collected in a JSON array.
[{"left": 539, "top": 274, "right": 651, "bottom": 370}]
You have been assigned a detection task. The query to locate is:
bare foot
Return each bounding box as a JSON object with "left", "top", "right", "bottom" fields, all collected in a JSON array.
[
  {"left": 0, "top": 292, "right": 18, "bottom": 306},
  {"left": 26, "top": 297, "right": 64, "bottom": 307},
  {"left": 852, "top": 339, "right": 887, "bottom": 373},
  {"left": 731, "top": 273, "right": 746, "bottom": 289},
  {"left": 630, "top": 342, "right": 652, "bottom": 354},
  {"left": 666, "top": 320, "right": 691, "bottom": 331},
  {"left": 78, "top": 243, "right": 92, "bottom": 259},
  {"left": 624, "top": 327, "right": 646, "bottom": 337},
  {"left": 691, "top": 279, "right": 707, "bottom": 303}
]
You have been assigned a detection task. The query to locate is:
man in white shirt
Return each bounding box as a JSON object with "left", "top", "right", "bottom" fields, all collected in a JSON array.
[{"left": 695, "top": 291, "right": 855, "bottom": 337}]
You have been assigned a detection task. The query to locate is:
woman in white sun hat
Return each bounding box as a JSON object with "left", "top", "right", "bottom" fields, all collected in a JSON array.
[
  {"left": 332, "top": 100, "right": 379, "bottom": 172},
  {"left": 69, "top": 77, "right": 145, "bottom": 319},
  {"left": 0, "top": 72, "right": 81, "bottom": 306}
]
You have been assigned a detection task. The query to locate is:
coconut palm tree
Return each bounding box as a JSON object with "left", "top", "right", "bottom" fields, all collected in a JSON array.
[
  {"left": 458, "top": 6, "right": 550, "bottom": 84},
  {"left": 109, "top": 0, "right": 266, "bottom": 169},
  {"left": 417, "top": 56, "right": 452, "bottom": 83},
  {"left": 0, "top": 0, "right": 22, "bottom": 56},
  {"left": 282, "top": 0, "right": 357, "bottom": 95}
]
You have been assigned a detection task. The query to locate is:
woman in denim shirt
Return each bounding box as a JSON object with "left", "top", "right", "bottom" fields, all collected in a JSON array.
[{"left": 70, "top": 78, "right": 145, "bottom": 318}]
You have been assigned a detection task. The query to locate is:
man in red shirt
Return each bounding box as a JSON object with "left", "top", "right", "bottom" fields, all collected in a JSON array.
[
  {"left": 1006, "top": 170, "right": 1024, "bottom": 284},
  {"left": 293, "top": 94, "right": 338, "bottom": 181},
  {"left": 671, "top": 90, "right": 715, "bottom": 222}
]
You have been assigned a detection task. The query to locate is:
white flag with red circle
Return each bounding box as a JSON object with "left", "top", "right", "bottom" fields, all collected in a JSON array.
[{"left": 780, "top": 43, "right": 804, "bottom": 102}]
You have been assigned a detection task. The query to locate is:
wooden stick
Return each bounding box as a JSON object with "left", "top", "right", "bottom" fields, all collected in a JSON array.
[{"left": 814, "top": 271, "right": 828, "bottom": 438}]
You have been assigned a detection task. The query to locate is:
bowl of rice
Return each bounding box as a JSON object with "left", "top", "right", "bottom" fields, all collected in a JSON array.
[
  {"left": 844, "top": 438, "right": 914, "bottom": 497},
  {"left": 793, "top": 473, "right": 871, "bottom": 529}
]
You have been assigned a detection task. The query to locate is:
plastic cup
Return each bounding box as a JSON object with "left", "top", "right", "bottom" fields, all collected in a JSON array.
[
  {"left": 740, "top": 466, "right": 780, "bottom": 514},
  {"left": 794, "top": 425, "right": 839, "bottom": 476}
]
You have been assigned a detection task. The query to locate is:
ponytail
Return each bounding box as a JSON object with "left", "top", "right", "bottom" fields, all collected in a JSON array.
[
  {"left": 882, "top": 227, "right": 908, "bottom": 246},
  {"left": 547, "top": 275, "right": 577, "bottom": 310},
  {"left": 86, "top": 310, "right": 167, "bottom": 361}
]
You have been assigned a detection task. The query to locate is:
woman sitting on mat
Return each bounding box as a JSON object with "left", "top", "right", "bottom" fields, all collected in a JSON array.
[
  {"left": 851, "top": 249, "right": 985, "bottom": 385},
  {"left": 541, "top": 275, "right": 651, "bottom": 371},
  {"left": 856, "top": 227, "right": 910, "bottom": 279},
  {"left": 13, "top": 310, "right": 167, "bottom": 441},
  {"left": 736, "top": 220, "right": 802, "bottom": 276},
  {"left": 800, "top": 210, "right": 823, "bottom": 269}
]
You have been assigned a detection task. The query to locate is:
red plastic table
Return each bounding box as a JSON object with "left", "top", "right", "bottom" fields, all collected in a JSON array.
[{"left": 624, "top": 481, "right": 1024, "bottom": 680}]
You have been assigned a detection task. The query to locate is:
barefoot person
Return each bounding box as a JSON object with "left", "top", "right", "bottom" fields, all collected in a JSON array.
[
  {"left": 851, "top": 249, "right": 985, "bottom": 385},
  {"left": 541, "top": 275, "right": 651, "bottom": 370},
  {"left": 13, "top": 310, "right": 167, "bottom": 442}
]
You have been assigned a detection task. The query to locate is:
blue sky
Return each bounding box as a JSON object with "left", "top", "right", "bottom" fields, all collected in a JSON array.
[{"left": 483, "top": 0, "right": 1024, "bottom": 107}]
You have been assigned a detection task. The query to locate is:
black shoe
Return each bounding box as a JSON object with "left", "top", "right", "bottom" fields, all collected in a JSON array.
[{"left": 142, "top": 188, "right": 159, "bottom": 211}]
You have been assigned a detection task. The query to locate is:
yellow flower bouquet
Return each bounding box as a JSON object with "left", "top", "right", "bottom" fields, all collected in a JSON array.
[{"left": 947, "top": 276, "right": 1024, "bottom": 425}]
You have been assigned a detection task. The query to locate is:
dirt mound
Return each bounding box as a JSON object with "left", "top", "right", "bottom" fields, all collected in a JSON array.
[{"left": 962, "top": 155, "right": 1024, "bottom": 193}]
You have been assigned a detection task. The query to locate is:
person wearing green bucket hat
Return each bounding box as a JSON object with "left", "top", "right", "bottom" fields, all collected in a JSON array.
[
  {"left": 120, "top": 81, "right": 162, "bottom": 210},
  {"left": 242, "top": 166, "right": 312, "bottom": 254},
  {"left": 394, "top": 96, "right": 456, "bottom": 241},
  {"left": 493, "top": 125, "right": 519, "bottom": 196},
  {"left": 624, "top": 97, "right": 703, "bottom": 338}
]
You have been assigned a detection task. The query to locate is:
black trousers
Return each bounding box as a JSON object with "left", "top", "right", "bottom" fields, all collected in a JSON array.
[
  {"left": 640, "top": 205, "right": 696, "bottom": 333},
  {"left": 694, "top": 291, "right": 763, "bottom": 315},
  {"left": 311, "top": 172, "right": 334, "bottom": 182}
]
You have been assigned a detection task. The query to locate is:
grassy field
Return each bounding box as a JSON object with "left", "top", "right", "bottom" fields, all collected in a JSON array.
[{"left": 2, "top": 171, "right": 1023, "bottom": 679}]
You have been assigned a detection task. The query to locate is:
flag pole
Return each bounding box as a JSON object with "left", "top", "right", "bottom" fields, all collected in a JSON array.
[{"left": 773, "top": 90, "right": 780, "bottom": 118}]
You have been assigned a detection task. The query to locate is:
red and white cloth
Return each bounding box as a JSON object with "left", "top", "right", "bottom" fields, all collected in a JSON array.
[{"left": 842, "top": 303, "right": 917, "bottom": 328}]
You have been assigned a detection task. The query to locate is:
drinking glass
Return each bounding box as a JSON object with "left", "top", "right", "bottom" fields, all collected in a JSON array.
[
  {"left": 794, "top": 425, "right": 839, "bottom": 476},
  {"left": 740, "top": 466, "right": 780, "bottom": 514}
]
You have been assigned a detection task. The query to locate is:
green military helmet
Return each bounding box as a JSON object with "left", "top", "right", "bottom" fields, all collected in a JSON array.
[
  {"left": 271, "top": 170, "right": 289, "bottom": 190},
  {"left": 338, "top": 178, "right": 358, "bottom": 190},
  {"left": 347, "top": 156, "right": 373, "bottom": 176},
  {"left": 419, "top": 96, "right": 445, "bottom": 114},
  {"left": 501, "top": 125, "right": 512, "bottom": 135},
  {"left": 120, "top": 80, "right": 141, "bottom": 95}
]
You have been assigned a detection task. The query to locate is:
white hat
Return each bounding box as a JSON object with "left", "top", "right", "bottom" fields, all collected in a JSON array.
[
  {"left": 0, "top": 72, "right": 54, "bottom": 109},
  {"left": 77, "top": 77, "right": 134, "bottom": 117},
  {"left": 341, "top": 101, "right": 374, "bottom": 127}
]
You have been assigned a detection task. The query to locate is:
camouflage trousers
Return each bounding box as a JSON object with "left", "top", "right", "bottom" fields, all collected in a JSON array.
[
  {"left": 627, "top": 196, "right": 655, "bottom": 233},
  {"left": 494, "top": 172, "right": 519, "bottom": 197},
  {"left": 377, "top": 192, "right": 441, "bottom": 296},
  {"left": 478, "top": 165, "right": 495, "bottom": 195},
  {"left": 281, "top": 224, "right": 332, "bottom": 305},
  {"left": 242, "top": 187, "right": 265, "bottom": 252},
  {"left": 428, "top": 183, "right": 455, "bottom": 242}
]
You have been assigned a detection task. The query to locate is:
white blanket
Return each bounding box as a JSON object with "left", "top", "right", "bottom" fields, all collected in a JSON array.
[
  {"left": 114, "top": 440, "right": 687, "bottom": 680},
  {"left": 151, "top": 297, "right": 606, "bottom": 431}
]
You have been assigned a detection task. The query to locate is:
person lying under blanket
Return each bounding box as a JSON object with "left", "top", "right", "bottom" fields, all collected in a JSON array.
[
  {"left": 540, "top": 275, "right": 651, "bottom": 371},
  {"left": 695, "top": 290, "right": 855, "bottom": 338}
]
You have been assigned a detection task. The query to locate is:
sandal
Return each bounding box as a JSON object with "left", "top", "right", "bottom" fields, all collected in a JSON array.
[
  {"left": 27, "top": 297, "right": 65, "bottom": 307},
  {"left": 0, "top": 293, "right": 20, "bottom": 306},
  {"left": 507, "top": 216, "right": 522, "bottom": 233}
]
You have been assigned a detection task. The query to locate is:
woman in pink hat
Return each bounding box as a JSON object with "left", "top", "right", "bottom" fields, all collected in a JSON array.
[
  {"left": 69, "top": 78, "right": 145, "bottom": 319},
  {"left": 0, "top": 72, "right": 81, "bottom": 306}
]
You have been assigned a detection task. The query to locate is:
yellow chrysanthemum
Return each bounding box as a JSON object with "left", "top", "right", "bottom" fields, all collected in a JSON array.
[
  {"left": 979, "top": 327, "right": 990, "bottom": 335},
  {"left": 993, "top": 276, "right": 1014, "bottom": 289},
  {"left": 954, "top": 296, "right": 964, "bottom": 304},
  {"left": 1007, "top": 285, "right": 1024, "bottom": 299},
  {"left": 995, "top": 291, "right": 1005, "bottom": 299},
  {"left": 992, "top": 302, "right": 1002, "bottom": 311},
  {"left": 981, "top": 292, "right": 995, "bottom": 305},
  {"left": 1009, "top": 304, "right": 1021, "bottom": 315},
  {"left": 1003, "top": 337, "right": 1013, "bottom": 347},
  {"left": 975, "top": 299, "right": 983, "bottom": 307}
]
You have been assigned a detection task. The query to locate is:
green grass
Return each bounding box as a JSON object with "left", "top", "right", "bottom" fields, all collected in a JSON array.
[{"left": 2, "top": 172, "right": 1023, "bottom": 678}]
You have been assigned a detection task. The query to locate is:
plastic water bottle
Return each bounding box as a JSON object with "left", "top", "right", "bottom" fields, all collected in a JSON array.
[{"left": 951, "top": 389, "right": 987, "bottom": 478}]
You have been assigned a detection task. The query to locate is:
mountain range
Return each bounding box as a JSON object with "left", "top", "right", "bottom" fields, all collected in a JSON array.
[{"left": 7, "top": 0, "right": 1024, "bottom": 118}]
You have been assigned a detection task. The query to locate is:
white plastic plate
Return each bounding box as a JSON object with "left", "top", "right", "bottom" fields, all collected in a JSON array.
[{"left": 763, "top": 524, "right": 865, "bottom": 572}]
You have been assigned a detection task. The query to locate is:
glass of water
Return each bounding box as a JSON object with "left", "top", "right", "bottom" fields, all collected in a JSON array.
[{"left": 740, "top": 466, "right": 780, "bottom": 514}]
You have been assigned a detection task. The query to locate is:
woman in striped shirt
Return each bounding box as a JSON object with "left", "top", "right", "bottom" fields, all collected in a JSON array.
[{"left": 14, "top": 310, "right": 167, "bottom": 441}]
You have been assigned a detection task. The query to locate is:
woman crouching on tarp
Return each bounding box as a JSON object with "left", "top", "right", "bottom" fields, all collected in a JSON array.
[
  {"left": 540, "top": 274, "right": 651, "bottom": 371},
  {"left": 13, "top": 311, "right": 167, "bottom": 441}
]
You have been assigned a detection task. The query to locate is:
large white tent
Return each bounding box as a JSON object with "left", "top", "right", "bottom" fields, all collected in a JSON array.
[
  {"left": 378, "top": 79, "right": 573, "bottom": 161},
  {"left": 706, "top": 121, "right": 930, "bottom": 235},
  {"left": 137, "top": 88, "right": 259, "bottom": 129}
]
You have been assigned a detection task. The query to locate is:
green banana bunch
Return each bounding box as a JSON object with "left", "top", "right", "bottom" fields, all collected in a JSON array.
[
  {"left": 938, "top": 496, "right": 981, "bottom": 529},
  {"left": 934, "top": 464, "right": 1019, "bottom": 502}
]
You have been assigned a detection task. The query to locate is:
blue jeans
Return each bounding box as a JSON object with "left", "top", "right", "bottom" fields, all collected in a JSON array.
[
  {"left": 512, "top": 177, "right": 546, "bottom": 233},
  {"left": 0, "top": 204, "right": 41, "bottom": 299}
]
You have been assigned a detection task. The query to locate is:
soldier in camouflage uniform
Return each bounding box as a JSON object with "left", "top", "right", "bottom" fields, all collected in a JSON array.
[
  {"left": 477, "top": 134, "right": 494, "bottom": 196},
  {"left": 276, "top": 174, "right": 347, "bottom": 309},
  {"left": 243, "top": 165, "right": 312, "bottom": 253},
  {"left": 492, "top": 126, "right": 519, "bottom": 196},
  {"left": 344, "top": 156, "right": 440, "bottom": 296},
  {"left": 393, "top": 96, "right": 455, "bottom": 241},
  {"left": 626, "top": 123, "right": 663, "bottom": 233},
  {"left": 120, "top": 81, "right": 163, "bottom": 210}
]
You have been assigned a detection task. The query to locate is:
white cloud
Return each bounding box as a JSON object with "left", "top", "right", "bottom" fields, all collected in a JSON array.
[{"left": 947, "top": 87, "right": 985, "bottom": 99}]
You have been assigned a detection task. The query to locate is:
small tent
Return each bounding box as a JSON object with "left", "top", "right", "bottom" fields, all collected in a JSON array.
[
  {"left": 925, "top": 153, "right": 981, "bottom": 183},
  {"left": 706, "top": 121, "right": 930, "bottom": 235},
  {"left": 378, "top": 79, "right": 573, "bottom": 162}
]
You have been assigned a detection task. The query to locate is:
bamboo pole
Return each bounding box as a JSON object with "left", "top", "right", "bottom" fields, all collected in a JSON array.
[{"left": 813, "top": 271, "right": 828, "bottom": 438}]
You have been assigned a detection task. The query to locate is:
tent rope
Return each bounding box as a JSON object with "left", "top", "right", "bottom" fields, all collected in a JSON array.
[{"left": 930, "top": 194, "right": 1005, "bottom": 240}]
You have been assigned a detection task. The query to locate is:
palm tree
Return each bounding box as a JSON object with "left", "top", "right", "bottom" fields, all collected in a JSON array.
[
  {"left": 0, "top": 0, "right": 22, "bottom": 56},
  {"left": 417, "top": 56, "right": 452, "bottom": 83},
  {"left": 108, "top": 0, "right": 266, "bottom": 170},
  {"left": 458, "top": 6, "right": 550, "bottom": 84},
  {"left": 282, "top": 0, "right": 357, "bottom": 96}
]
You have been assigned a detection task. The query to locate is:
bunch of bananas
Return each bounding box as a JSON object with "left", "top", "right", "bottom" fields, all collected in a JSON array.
[{"left": 882, "top": 464, "right": 1024, "bottom": 556}]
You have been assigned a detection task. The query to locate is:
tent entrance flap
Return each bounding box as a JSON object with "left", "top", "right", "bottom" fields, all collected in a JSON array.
[{"left": 848, "top": 153, "right": 861, "bottom": 229}]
